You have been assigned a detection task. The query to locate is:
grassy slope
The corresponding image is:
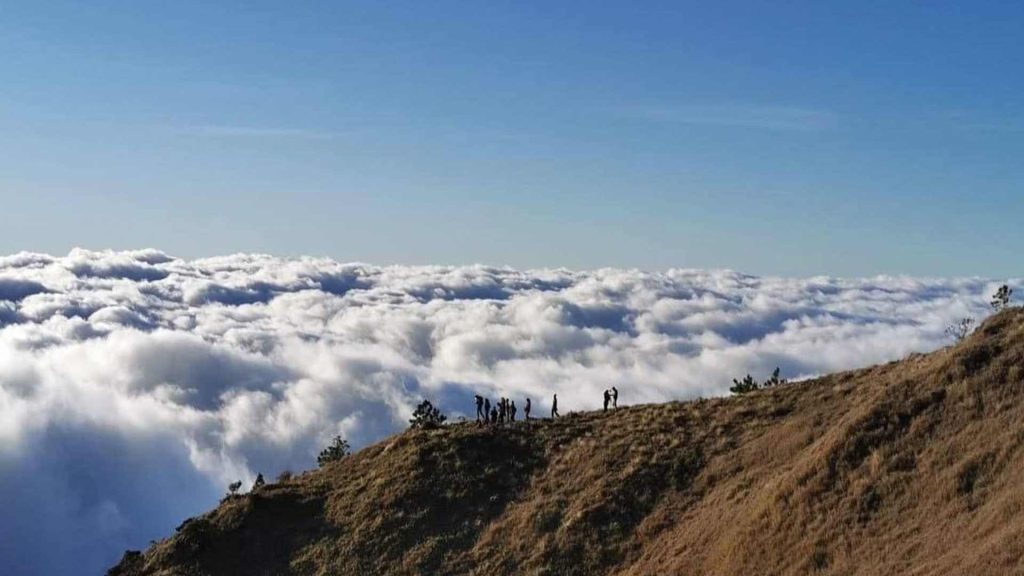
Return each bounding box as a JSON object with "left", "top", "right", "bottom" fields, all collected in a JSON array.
[{"left": 111, "top": 308, "right": 1024, "bottom": 576}]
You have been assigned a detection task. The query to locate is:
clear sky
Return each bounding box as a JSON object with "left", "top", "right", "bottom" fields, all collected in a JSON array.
[{"left": 1, "top": 1, "right": 1021, "bottom": 276}]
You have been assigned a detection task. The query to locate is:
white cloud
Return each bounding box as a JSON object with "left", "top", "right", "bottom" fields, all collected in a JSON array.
[{"left": 0, "top": 249, "right": 1014, "bottom": 575}]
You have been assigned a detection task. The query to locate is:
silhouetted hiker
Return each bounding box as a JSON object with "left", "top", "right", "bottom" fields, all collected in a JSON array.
[
  {"left": 511, "top": 400, "right": 517, "bottom": 422},
  {"left": 524, "top": 397, "right": 531, "bottom": 420},
  {"left": 551, "top": 394, "right": 559, "bottom": 418},
  {"left": 484, "top": 398, "right": 491, "bottom": 422},
  {"left": 475, "top": 395, "right": 484, "bottom": 421},
  {"left": 498, "top": 398, "right": 506, "bottom": 423},
  {"left": 612, "top": 387, "right": 618, "bottom": 408},
  {"left": 603, "top": 389, "right": 611, "bottom": 411},
  {"left": 490, "top": 406, "right": 498, "bottom": 424},
  {"left": 253, "top": 473, "right": 265, "bottom": 490}
]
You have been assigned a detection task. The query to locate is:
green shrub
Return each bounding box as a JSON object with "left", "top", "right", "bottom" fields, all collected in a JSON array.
[
  {"left": 763, "top": 367, "right": 787, "bottom": 388},
  {"left": 730, "top": 374, "right": 759, "bottom": 394},
  {"left": 946, "top": 317, "right": 974, "bottom": 342},
  {"left": 731, "top": 367, "right": 787, "bottom": 395},
  {"left": 992, "top": 284, "right": 1013, "bottom": 311},
  {"left": 318, "top": 436, "right": 351, "bottom": 467},
  {"left": 409, "top": 399, "right": 447, "bottom": 429}
]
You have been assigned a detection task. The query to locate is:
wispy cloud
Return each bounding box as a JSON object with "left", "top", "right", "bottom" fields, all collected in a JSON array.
[
  {"left": 613, "top": 104, "right": 839, "bottom": 131},
  {"left": 167, "top": 124, "right": 339, "bottom": 140},
  {"left": 956, "top": 121, "right": 1024, "bottom": 133},
  {"left": 889, "top": 110, "right": 1024, "bottom": 134}
]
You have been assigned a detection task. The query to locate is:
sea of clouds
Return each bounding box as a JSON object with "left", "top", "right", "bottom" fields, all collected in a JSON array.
[{"left": 0, "top": 248, "right": 1013, "bottom": 575}]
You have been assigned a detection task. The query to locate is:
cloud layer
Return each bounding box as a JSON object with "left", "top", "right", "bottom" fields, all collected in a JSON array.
[{"left": 0, "top": 249, "right": 1012, "bottom": 575}]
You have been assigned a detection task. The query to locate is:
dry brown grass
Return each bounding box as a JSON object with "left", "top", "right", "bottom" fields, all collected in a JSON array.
[{"left": 110, "top": 308, "right": 1024, "bottom": 576}]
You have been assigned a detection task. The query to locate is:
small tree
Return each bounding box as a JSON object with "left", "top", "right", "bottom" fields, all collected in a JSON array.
[
  {"left": 731, "top": 367, "right": 787, "bottom": 395},
  {"left": 227, "top": 480, "right": 242, "bottom": 496},
  {"left": 409, "top": 399, "right": 447, "bottom": 429},
  {"left": 991, "top": 284, "right": 1013, "bottom": 311},
  {"left": 945, "top": 317, "right": 975, "bottom": 342},
  {"left": 730, "top": 374, "right": 759, "bottom": 395},
  {"left": 318, "top": 436, "right": 351, "bottom": 467},
  {"left": 763, "top": 367, "right": 787, "bottom": 388}
]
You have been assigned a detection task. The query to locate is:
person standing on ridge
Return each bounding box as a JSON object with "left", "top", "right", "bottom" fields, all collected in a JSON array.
[
  {"left": 551, "top": 394, "right": 559, "bottom": 418},
  {"left": 603, "top": 389, "right": 611, "bottom": 411},
  {"left": 511, "top": 400, "right": 517, "bottom": 422},
  {"left": 524, "top": 398, "right": 531, "bottom": 421},
  {"left": 475, "top": 395, "right": 484, "bottom": 421},
  {"left": 612, "top": 387, "right": 618, "bottom": 409},
  {"left": 484, "top": 398, "right": 491, "bottom": 424}
]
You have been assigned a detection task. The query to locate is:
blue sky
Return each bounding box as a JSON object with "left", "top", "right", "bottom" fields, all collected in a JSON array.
[{"left": 1, "top": 1, "right": 1021, "bottom": 276}]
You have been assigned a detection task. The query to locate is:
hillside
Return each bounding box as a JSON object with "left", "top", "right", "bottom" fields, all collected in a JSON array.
[{"left": 110, "top": 308, "right": 1024, "bottom": 576}]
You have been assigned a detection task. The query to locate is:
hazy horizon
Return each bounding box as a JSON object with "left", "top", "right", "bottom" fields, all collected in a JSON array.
[
  {"left": 10, "top": 246, "right": 1022, "bottom": 278},
  {"left": 3, "top": 2, "right": 1024, "bottom": 276}
]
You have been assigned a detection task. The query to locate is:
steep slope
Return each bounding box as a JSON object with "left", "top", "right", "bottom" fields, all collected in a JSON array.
[{"left": 110, "top": 308, "right": 1024, "bottom": 576}]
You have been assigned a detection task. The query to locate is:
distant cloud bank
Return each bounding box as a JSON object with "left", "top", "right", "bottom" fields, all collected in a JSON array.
[{"left": 0, "top": 249, "right": 1012, "bottom": 575}]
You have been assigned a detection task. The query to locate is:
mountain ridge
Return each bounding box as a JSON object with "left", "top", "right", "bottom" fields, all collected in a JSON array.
[{"left": 110, "top": 308, "right": 1024, "bottom": 575}]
